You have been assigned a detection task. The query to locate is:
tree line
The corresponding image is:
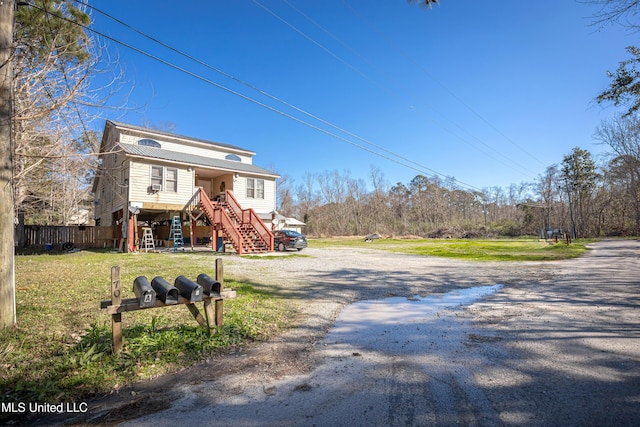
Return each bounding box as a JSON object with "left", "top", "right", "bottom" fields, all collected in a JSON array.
[{"left": 276, "top": 117, "right": 640, "bottom": 239}]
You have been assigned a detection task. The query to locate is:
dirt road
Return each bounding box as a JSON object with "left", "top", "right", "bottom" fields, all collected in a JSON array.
[{"left": 43, "top": 240, "right": 640, "bottom": 426}]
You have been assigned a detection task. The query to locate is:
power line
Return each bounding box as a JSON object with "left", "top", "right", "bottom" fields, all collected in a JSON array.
[
  {"left": 63, "top": 1, "right": 491, "bottom": 191},
  {"left": 340, "top": 0, "right": 547, "bottom": 168},
  {"left": 272, "top": 0, "right": 540, "bottom": 179},
  {"left": 70, "top": 1, "right": 487, "bottom": 190}
]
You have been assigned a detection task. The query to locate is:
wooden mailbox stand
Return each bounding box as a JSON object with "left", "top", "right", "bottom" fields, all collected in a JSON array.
[{"left": 100, "top": 258, "right": 235, "bottom": 353}]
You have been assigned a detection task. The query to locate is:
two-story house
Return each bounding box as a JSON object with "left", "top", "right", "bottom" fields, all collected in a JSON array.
[{"left": 92, "top": 121, "right": 279, "bottom": 253}]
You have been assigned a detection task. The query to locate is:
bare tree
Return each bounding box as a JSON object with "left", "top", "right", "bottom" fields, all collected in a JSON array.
[
  {"left": 594, "top": 114, "right": 640, "bottom": 233},
  {"left": 314, "top": 170, "right": 352, "bottom": 235},
  {"left": 276, "top": 174, "right": 295, "bottom": 217},
  {"left": 13, "top": 1, "right": 124, "bottom": 226},
  {"left": 366, "top": 165, "right": 392, "bottom": 234},
  {"left": 586, "top": 0, "right": 640, "bottom": 30},
  {"left": 536, "top": 165, "right": 562, "bottom": 231},
  {"left": 388, "top": 181, "right": 410, "bottom": 234},
  {"left": 294, "top": 172, "right": 319, "bottom": 232},
  {"left": 345, "top": 175, "right": 368, "bottom": 235}
]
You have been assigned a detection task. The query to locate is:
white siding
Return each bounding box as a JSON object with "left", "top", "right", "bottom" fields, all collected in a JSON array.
[
  {"left": 119, "top": 134, "right": 253, "bottom": 164},
  {"left": 233, "top": 175, "right": 276, "bottom": 214},
  {"left": 129, "top": 160, "right": 195, "bottom": 206},
  {"left": 95, "top": 124, "right": 277, "bottom": 225}
]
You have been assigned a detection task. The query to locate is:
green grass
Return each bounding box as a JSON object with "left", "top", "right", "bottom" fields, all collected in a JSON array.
[
  {"left": 312, "top": 237, "right": 592, "bottom": 261},
  {"left": 1, "top": 250, "right": 296, "bottom": 405},
  {"left": 0, "top": 238, "right": 593, "bottom": 407}
]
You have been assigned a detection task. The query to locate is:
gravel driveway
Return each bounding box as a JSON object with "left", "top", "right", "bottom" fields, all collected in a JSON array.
[{"left": 49, "top": 240, "right": 640, "bottom": 426}]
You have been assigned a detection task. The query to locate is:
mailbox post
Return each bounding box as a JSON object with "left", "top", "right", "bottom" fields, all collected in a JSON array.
[
  {"left": 101, "top": 258, "right": 236, "bottom": 353},
  {"left": 111, "top": 266, "right": 123, "bottom": 353}
]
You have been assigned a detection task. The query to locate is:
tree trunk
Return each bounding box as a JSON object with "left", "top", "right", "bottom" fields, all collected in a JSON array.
[{"left": 0, "top": 0, "right": 16, "bottom": 328}]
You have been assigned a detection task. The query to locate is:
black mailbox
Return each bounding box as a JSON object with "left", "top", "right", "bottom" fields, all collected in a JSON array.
[
  {"left": 196, "top": 274, "right": 221, "bottom": 298},
  {"left": 151, "top": 276, "right": 179, "bottom": 305},
  {"left": 133, "top": 276, "right": 156, "bottom": 308},
  {"left": 175, "top": 275, "right": 203, "bottom": 302}
]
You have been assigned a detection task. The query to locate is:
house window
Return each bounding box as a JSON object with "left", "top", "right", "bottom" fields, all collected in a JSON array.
[
  {"left": 246, "top": 178, "right": 254, "bottom": 198},
  {"left": 166, "top": 168, "right": 178, "bottom": 192},
  {"left": 225, "top": 154, "right": 241, "bottom": 162},
  {"left": 138, "top": 138, "right": 161, "bottom": 148},
  {"left": 151, "top": 166, "right": 178, "bottom": 192},
  {"left": 256, "top": 179, "right": 264, "bottom": 199},
  {"left": 246, "top": 178, "right": 264, "bottom": 199},
  {"left": 151, "top": 166, "right": 163, "bottom": 189}
]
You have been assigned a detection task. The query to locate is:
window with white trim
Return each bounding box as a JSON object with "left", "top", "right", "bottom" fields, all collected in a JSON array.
[
  {"left": 256, "top": 178, "right": 264, "bottom": 199},
  {"left": 151, "top": 166, "right": 163, "bottom": 188},
  {"left": 246, "top": 178, "right": 264, "bottom": 199},
  {"left": 166, "top": 167, "right": 177, "bottom": 192},
  {"left": 150, "top": 166, "right": 178, "bottom": 192}
]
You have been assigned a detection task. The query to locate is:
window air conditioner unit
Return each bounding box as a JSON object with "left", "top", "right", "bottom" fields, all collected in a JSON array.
[{"left": 151, "top": 183, "right": 162, "bottom": 192}]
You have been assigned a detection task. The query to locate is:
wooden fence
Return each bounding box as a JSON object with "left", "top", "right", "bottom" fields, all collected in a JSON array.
[{"left": 17, "top": 225, "right": 116, "bottom": 249}]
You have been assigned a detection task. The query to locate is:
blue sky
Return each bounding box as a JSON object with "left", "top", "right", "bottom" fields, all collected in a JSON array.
[{"left": 89, "top": 0, "right": 632, "bottom": 192}]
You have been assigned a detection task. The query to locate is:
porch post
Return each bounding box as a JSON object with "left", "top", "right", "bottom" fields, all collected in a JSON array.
[
  {"left": 191, "top": 218, "right": 196, "bottom": 250},
  {"left": 127, "top": 213, "right": 136, "bottom": 253}
]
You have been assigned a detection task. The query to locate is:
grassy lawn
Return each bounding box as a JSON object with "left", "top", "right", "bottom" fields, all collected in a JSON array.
[
  {"left": 311, "top": 237, "right": 592, "bottom": 261},
  {"left": 0, "top": 238, "right": 591, "bottom": 407},
  {"left": 1, "top": 250, "right": 296, "bottom": 405}
]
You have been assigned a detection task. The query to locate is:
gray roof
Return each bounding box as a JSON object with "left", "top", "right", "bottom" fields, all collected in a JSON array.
[
  {"left": 120, "top": 144, "right": 279, "bottom": 178},
  {"left": 107, "top": 120, "right": 254, "bottom": 155}
]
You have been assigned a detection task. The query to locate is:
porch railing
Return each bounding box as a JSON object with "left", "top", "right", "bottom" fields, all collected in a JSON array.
[
  {"left": 213, "top": 206, "right": 244, "bottom": 254},
  {"left": 198, "top": 189, "right": 244, "bottom": 254},
  {"left": 225, "top": 190, "right": 274, "bottom": 251},
  {"left": 183, "top": 187, "right": 202, "bottom": 213},
  {"left": 185, "top": 187, "right": 273, "bottom": 253}
]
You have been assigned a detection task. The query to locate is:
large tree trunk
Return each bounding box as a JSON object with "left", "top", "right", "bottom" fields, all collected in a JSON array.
[{"left": 0, "top": 0, "right": 16, "bottom": 328}]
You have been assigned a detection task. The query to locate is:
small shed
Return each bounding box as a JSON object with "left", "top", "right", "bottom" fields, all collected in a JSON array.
[{"left": 272, "top": 213, "right": 306, "bottom": 233}]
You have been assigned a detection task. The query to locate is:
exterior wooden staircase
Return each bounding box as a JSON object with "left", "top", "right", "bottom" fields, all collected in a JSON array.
[{"left": 185, "top": 188, "right": 273, "bottom": 254}]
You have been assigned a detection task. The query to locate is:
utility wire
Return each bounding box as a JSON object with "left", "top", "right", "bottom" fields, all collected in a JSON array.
[
  {"left": 274, "top": 0, "right": 539, "bottom": 178},
  {"left": 70, "top": 0, "right": 485, "bottom": 190},
  {"left": 251, "top": 0, "right": 381, "bottom": 89},
  {"left": 341, "top": 0, "right": 546, "bottom": 167},
  {"left": 52, "top": 5, "right": 476, "bottom": 189}
]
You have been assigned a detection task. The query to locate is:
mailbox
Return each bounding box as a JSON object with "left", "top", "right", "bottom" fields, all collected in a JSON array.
[
  {"left": 175, "top": 275, "right": 203, "bottom": 302},
  {"left": 196, "top": 273, "right": 221, "bottom": 298},
  {"left": 133, "top": 276, "right": 156, "bottom": 308},
  {"left": 151, "top": 276, "right": 179, "bottom": 305}
]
